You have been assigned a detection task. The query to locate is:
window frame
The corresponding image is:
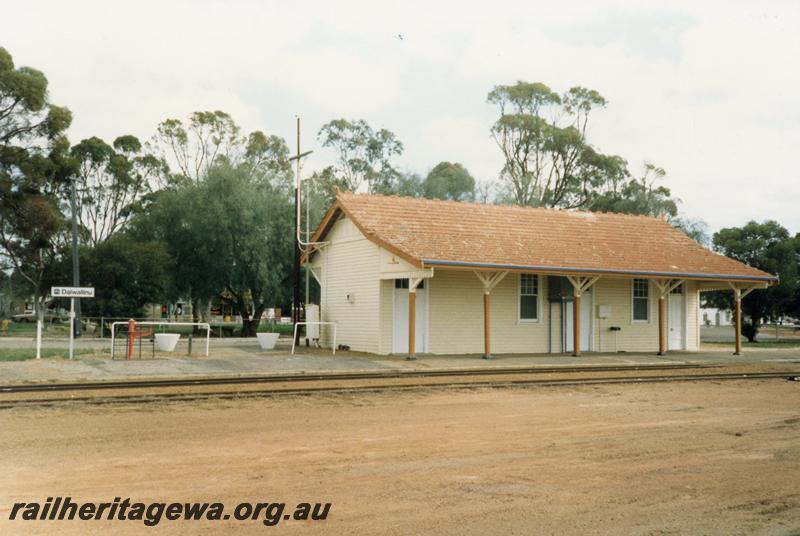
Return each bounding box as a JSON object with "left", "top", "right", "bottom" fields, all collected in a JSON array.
[
  {"left": 518, "top": 273, "right": 540, "bottom": 323},
  {"left": 631, "top": 278, "right": 650, "bottom": 323}
]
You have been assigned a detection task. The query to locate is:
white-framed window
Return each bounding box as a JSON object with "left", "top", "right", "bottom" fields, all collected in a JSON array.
[
  {"left": 632, "top": 278, "right": 650, "bottom": 322},
  {"left": 519, "top": 274, "right": 539, "bottom": 322}
]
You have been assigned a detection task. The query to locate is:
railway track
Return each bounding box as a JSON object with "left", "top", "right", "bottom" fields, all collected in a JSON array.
[
  {"left": 1, "top": 366, "right": 797, "bottom": 409},
  {"left": 0, "top": 362, "right": 709, "bottom": 394}
]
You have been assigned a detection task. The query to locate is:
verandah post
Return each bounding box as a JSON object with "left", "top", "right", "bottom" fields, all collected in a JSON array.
[
  {"left": 573, "top": 292, "right": 581, "bottom": 357},
  {"left": 727, "top": 282, "right": 759, "bottom": 356},
  {"left": 408, "top": 287, "right": 416, "bottom": 360},
  {"left": 734, "top": 290, "right": 742, "bottom": 356},
  {"left": 483, "top": 292, "right": 491, "bottom": 359},
  {"left": 658, "top": 296, "right": 666, "bottom": 356},
  {"left": 473, "top": 271, "right": 507, "bottom": 360}
]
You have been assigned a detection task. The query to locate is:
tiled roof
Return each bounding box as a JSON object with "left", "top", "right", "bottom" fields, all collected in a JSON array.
[{"left": 313, "top": 192, "right": 776, "bottom": 282}]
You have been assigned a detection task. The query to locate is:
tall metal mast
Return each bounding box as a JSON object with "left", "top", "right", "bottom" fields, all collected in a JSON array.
[{"left": 288, "top": 117, "right": 312, "bottom": 346}]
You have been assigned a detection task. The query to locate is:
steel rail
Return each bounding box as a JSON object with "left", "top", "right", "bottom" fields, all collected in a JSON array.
[
  {"left": 0, "top": 363, "right": 711, "bottom": 394},
  {"left": 1, "top": 371, "right": 797, "bottom": 409}
]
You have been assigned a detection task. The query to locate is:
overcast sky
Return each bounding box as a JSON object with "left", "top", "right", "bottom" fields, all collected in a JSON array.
[{"left": 4, "top": 0, "right": 799, "bottom": 234}]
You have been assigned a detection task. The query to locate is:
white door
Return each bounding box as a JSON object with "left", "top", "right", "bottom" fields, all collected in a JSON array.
[
  {"left": 564, "top": 292, "right": 592, "bottom": 352},
  {"left": 392, "top": 281, "right": 427, "bottom": 354},
  {"left": 668, "top": 287, "right": 685, "bottom": 350}
]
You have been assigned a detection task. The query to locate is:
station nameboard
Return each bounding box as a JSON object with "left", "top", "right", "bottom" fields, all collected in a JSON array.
[{"left": 51, "top": 286, "right": 95, "bottom": 298}]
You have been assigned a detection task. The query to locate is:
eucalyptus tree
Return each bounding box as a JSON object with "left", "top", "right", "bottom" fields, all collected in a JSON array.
[
  {"left": 133, "top": 182, "right": 224, "bottom": 323},
  {"left": 70, "top": 135, "right": 166, "bottom": 246},
  {"left": 487, "top": 81, "right": 619, "bottom": 208},
  {"left": 204, "top": 165, "right": 294, "bottom": 335},
  {"left": 138, "top": 163, "right": 293, "bottom": 334},
  {"left": 151, "top": 110, "right": 292, "bottom": 187},
  {"left": 317, "top": 118, "right": 403, "bottom": 194},
  {"left": 424, "top": 161, "right": 475, "bottom": 201},
  {"left": 0, "top": 47, "right": 73, "bottom": 321},
  {"left": 151, "top": 110, "right": 241, "bottom": 183},
  {"left": 394, "top": 171, "right": 425, "bottom": 198},
  {"left": 474, "top": 180, "right": 495, "bottom": 204},
  {"left": 588, "top": 163, "right": 677, "bottom": 218}
]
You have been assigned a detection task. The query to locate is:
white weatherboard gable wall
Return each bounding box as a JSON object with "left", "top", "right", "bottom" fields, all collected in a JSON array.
[
  {"left": 310, "top": 216, "right": 381, "bottom": 354},
  {"left": 310, "top": 217, "right": 700, "bottom": 355}
]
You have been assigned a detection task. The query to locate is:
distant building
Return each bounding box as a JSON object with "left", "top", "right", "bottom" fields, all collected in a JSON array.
[{"left": 701, "top": 307, "right": 733, "bottom": 326}]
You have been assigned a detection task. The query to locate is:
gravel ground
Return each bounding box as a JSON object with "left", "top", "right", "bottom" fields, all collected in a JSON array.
[{"left": 1, "top": 380, "right": 799, "bottom": 535}]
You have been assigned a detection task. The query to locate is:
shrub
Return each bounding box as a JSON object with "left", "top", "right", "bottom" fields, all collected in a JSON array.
[{"left": 741, "top": 321, "right": 758, "bottom": 342}]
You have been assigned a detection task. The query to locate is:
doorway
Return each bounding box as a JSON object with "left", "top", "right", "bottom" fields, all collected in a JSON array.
[
  {"left": 564, "top": 292, "right": 592, "bottom": 352},
  {"left": 668, "top": 284, "right": 685, "bottom": 350},
  {"left": 392, "top": 279, "right": 428, "bottom": 354}
]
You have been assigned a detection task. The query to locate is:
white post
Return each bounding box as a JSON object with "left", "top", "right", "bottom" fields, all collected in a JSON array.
[
  {"left": 291, "top": 323, "right": 299, "bottom": 355},
  {"left": 36, "top": 319, "right": 43, "bottom": 359},
  {"left": 69, "top": 297, "right": 75, "bottom": 360},
  {"left": 110, "top": 322, "right": 116, "bottom": 359}
]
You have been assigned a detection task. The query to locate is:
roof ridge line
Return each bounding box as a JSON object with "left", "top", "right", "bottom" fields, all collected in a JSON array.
[{"left": 337, "top": 191, "right": 673, "bottom": 223}]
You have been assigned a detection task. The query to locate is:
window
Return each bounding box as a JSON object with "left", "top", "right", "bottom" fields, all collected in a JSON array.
[
  {"left": 519, "top": 274, "right": 539, "bottom": 321},
  {"left": 670, "top": 283, "right": 683, "bottom": 295},
  {"left": 632, "top": 279, "right": 649, "bottom": 322}
]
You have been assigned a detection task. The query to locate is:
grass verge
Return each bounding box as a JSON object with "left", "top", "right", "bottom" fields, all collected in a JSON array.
[{"left": 1, "top": 322, "right": 71, "bottom": 336}]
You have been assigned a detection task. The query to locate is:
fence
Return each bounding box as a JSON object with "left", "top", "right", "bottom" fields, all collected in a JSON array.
[
  {"left": 110, "top": 321, "right": 211, "bottom": 360},
  {"left": 15, "top": 316, "right": 295, "bottom": 339}
]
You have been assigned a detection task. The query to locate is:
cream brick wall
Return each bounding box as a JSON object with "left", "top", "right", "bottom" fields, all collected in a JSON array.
[{"left": 312, "top": 217, "right": 381, "bottom": 354}]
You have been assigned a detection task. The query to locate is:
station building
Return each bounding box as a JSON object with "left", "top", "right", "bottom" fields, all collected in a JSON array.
[{"left": 304, "top": 193, "right": 776, "bottom": 357}]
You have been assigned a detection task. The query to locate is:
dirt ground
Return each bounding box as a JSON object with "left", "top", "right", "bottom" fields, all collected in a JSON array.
[{"left": 1, "top": 381, "right": 799, "bottom": 535}]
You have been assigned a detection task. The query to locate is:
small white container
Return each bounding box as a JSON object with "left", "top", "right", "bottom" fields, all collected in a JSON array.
[
  {"left": 154, "top": 333, "right": 181, "bottom": 352},
  {"left": 256, "top": 332, "right": 280, "bottom": 350}
]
